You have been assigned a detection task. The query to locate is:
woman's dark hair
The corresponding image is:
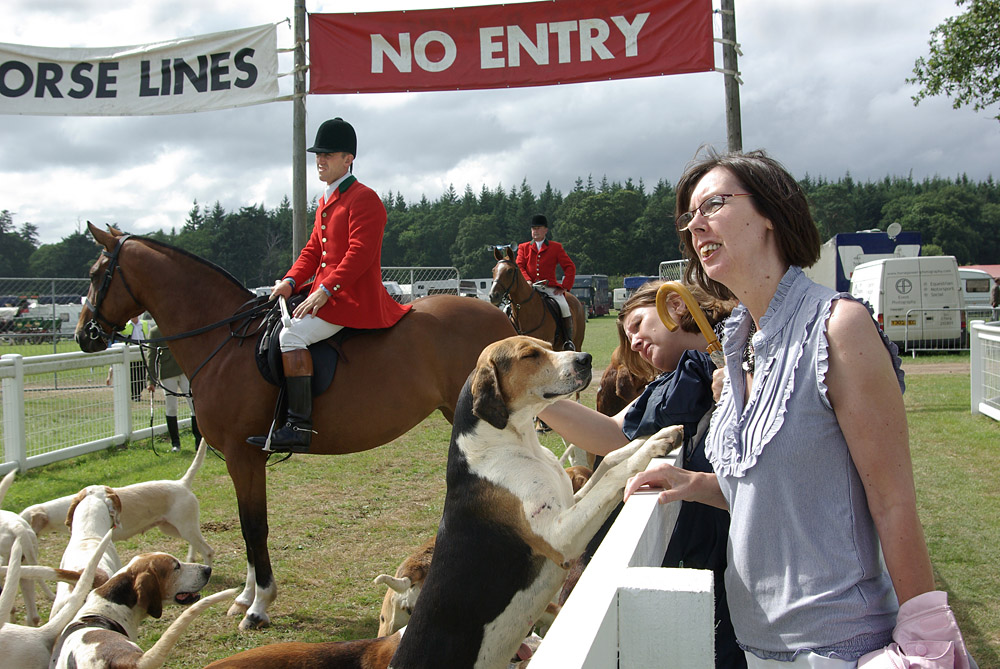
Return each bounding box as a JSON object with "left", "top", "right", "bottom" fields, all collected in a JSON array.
[
  {"left": 615, "top": 279, "right": 734, "bottom": 377},
  {"left": 675, "top": 148, "right": 821, "bottom": 300}
]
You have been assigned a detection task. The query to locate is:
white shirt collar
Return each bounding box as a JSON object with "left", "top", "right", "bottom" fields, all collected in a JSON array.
[{"left": 323, "top": 173, "right": 351, "bottom": 202}]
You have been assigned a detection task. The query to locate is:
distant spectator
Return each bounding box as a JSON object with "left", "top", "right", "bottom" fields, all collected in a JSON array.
[
  {"left": 147, "top": 323, "right": 200, "bottom": 453},
  {"left": 106, "top": 315, "right": 149, "bottom": 401}
]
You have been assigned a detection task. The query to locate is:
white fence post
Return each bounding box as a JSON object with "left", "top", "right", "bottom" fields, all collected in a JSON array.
[
  {"left": 110, "top": 343, "right": 132, "bottom": 441},
  {"left": 1, "top": 353, "right": 28, "bottom": 473},
  {"left": 618, "top": 567, "right": 715, "bottom": 669},
  {"left": 971, "top": 320, "right": 984, "bottom": 414}
]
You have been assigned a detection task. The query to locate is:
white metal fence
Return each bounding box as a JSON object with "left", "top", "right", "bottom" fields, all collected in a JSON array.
[
  {"left": 970, "top": 320, "right": 1000, "bottom": 422},
  {"left": 900, "top": 307, "right": 997, "bottom": 354},
  {"left": 380, "top": 267, "right": 460, "bottom": 304},
  {"left": 0, "top": 277, "right": 90, "bottom": 348},
  {"left": 1, "top": 343, "right": 190, "bottom": 475}
]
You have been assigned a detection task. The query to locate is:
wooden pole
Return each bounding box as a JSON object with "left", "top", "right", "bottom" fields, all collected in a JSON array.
[
  {"left": 720, "top": 0, "right": 743, "bottom": 153},
  {"left": 292, "top": 0, "right": 308, "bottom": 255}
]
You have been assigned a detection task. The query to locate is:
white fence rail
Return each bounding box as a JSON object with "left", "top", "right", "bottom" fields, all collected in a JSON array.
[
  {"left": 531, "top": 454, "right": 714, "bottom": 669},
  {"left": 1, "top": 343, "right": 189, "bottom": 475},
  {"left": 970, "top": 320, "right": 1000, "bottom": 422}
]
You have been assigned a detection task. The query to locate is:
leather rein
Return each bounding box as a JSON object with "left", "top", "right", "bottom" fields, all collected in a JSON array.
[
  {"left": 81, "top": 235, "right": 271, "bottom": 391},
  {"left": 494, "top": 260, "right": 547, "bottom": 337}
]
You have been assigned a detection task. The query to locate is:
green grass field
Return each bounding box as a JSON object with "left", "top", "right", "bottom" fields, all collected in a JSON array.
[{"left": 1, "top": 316, "right": 997, "bottom": 666}]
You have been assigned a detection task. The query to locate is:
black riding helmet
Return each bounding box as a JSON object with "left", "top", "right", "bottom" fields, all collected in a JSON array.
[{"left": 307, "top": 117, "right": 357, "bottom": 156}]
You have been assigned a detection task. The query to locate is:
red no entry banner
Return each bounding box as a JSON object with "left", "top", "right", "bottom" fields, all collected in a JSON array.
[{"left": 309, "top": 0, "right": 714, "bottom": 94}]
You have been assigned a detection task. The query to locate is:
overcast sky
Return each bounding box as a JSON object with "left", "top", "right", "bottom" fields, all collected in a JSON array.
[{"left": 2, "top": 0, "right": 997, "bottom": 245}]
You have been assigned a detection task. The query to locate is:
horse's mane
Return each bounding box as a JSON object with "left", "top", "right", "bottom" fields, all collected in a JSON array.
[{"left": 134, "top": 236, "right": 253, "bottom": 296}]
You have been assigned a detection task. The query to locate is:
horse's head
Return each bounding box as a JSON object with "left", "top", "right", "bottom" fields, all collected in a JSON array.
[
  {"left": 488, "top": 246, "right": 519, "bottom": 306},
  {"left": 75, "top": 222, "right": 146, "bottom": 353}
]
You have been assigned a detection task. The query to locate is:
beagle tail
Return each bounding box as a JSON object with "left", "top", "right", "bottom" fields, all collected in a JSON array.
[
  {"left": 0, "top": 538, "right": 24, "bottom": 626},
  {"left": 178, "top": 437, "right": 208, "bottom": 489},
  {"left": 136, "top": 587, "right": 238, "bottom": 669},
  {"left": 0, "top": 470, "right": 15, "bottom": 507}
]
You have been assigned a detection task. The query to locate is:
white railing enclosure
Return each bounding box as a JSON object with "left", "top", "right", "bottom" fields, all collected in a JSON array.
[
  {"left": 1, "top": 343, "right": 190, "bottom": 475},
  {"left": 970, "top": 320, "right": 1000, "bottom": 421}
]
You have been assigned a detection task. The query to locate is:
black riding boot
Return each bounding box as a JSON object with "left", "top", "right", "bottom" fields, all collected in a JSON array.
[
  {"left": 247, "top": 349, "right": 314, "bottom": 453},
  {"left": 190, "top": 415, "right": 202, "bottom": 450},
  {"left": 562, "top": 316, "right": 576, "bottom": 351},
  {"left": 166, "top": 415, "right": 182, "bottom": 452}
]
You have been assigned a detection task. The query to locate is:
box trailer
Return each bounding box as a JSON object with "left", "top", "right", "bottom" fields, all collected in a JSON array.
[{"left": 805, "top": 230, "right": 922, "bottom": 293}]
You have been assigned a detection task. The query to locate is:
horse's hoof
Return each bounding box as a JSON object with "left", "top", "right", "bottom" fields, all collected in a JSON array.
[
  {"left": 226, "top": 601, "right": 249, "bottom": 617},
  {"left": 239, "top": 613, "right": 271, "bottom": 630}
]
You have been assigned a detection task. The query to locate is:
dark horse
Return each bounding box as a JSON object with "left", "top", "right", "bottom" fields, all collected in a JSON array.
[
  {"left": 75, "top": 223, "right": 515, "bottom": 630},
  {"left": 488, "top": 246, "right": 586, "bottom": 352}
]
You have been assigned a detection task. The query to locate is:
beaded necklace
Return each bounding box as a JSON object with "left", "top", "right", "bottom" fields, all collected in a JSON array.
[{"left": 742, "top": 319, "right": 756, "bottom": 375}]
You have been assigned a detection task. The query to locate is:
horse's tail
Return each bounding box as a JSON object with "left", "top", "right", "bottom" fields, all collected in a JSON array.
[
  {"left": 136, "top": 588, "right": 238, "bottom": 669},
  {"left": 178, "top": 437, "right": 208, "bottom": 489}
]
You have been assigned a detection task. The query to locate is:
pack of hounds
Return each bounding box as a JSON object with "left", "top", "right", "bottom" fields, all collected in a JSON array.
[{"left": 0, "top": 335, "right": 677, "bottom": 668}]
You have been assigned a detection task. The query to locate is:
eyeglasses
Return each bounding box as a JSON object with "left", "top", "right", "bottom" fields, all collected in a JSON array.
[{"left": 675, "top": 193, "right": 752, "bottom": 232}]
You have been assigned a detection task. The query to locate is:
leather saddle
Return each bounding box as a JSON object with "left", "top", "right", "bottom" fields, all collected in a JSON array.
[{"left": 254, "top": 294, "right": 355, "bottom": 396}]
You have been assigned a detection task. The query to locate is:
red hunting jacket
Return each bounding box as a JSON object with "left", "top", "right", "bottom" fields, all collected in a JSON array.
[
  {"left": 284, "top": 176, "right": 410, "bottom": 328},
  {"left": 515, "top": 239, "right": 576, "bottom": 291}
]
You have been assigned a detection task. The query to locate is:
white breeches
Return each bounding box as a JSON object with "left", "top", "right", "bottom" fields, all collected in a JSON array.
[
  {"left": 161, "top": 375, "right": 194, "bottom": 417},
  {"left": 539, "top": 285, "right": 571, "bottom": 317},
  {"left": 279, "top": 314, "right": 344, "bottom": 352}
]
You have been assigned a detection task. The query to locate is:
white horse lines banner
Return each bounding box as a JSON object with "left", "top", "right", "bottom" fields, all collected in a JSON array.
[{"left": 0, "top": 24, "right": 279, "bottom": 116}]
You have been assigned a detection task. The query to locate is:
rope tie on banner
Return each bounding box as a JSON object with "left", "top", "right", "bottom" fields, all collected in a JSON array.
[
  {"left": 714, "top": 37, "right": 743, "bottom": 55},
  {"left": 714, "top": 67, "right": 744, "bottom": 85}
]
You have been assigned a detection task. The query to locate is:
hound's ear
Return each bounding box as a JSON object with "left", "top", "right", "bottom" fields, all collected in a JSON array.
[
  {"left": 65, "top": 489, "right": 87, "bottom": 529},
  {"left": 104, "top": 488, "right": 122, "bottom": 529},
  {"left": 471, "top": 363, "right": 508, "bottom": 430},
  {"left": 135, "top": 571, "right": 163, "bottom": 619}
]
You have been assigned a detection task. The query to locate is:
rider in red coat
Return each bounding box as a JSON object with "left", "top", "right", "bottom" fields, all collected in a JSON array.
[
  {"left": 247, "top": 118, "right": 410, "bottom": 453},
  {"left": 515, "top": 214, "right": 577, "bottom": 349}
]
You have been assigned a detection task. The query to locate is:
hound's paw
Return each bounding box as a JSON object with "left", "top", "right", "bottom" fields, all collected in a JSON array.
[{"left": 641, "top": 425, "right": 683, "bottom": 459}]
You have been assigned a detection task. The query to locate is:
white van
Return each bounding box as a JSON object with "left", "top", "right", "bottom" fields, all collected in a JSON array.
[
  {"left": 613, "top": 288, "right": 627, "bottom": 310},
  {"left": 958, "top": 268, "right": 993, "bottom": 308},
  {"left": 849, "top": 256, "right": 963, "bottom": 349}
]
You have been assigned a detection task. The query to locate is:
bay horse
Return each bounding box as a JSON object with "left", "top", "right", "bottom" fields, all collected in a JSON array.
[
  {"left": 74, "top": 223, "right": 515, "bottom": 630},
  {"left": 487, "top": 246, "right": 586, "bottom": 352}
]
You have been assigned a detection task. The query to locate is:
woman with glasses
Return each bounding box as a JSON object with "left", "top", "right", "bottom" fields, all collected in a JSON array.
[{"left": 625, "top": 149, "right": 972, "bottom": 668}]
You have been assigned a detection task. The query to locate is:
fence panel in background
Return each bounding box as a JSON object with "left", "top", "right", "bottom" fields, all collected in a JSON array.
[
  {"left": 381, "top": 267, "right": 460, "bottom": 304},
  {"left": 0, "top": 276, "right": 91, "bottom": 348},
  {"left": 1, "top": 344, "right": 191, "bottom": 474},
  {"left": 970, "top": 320, "right": 1000, "bottom": 421}
]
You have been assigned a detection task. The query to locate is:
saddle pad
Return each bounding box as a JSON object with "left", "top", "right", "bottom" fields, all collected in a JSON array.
[{"left": 254, "top": 296, "right": 353, "bottom": 396}]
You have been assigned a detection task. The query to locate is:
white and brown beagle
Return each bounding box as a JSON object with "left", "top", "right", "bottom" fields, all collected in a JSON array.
[
  {"left": 21, "top": 438, "right": 214, "bottom": 566},
  {"left": 50, "top": 552, "right": 233, "bottom": 669},
  {"left": 1, "top": 530, "right": 113, "bottom": 669},
  {"left": 51, "top": 485, "right": 122, "bottom": 619},
  {"left": 388, "top": 335, "right": 681, "bottom": 668},
  {"left": 0, "top": 470, "right": 57, "bottom": 627}
]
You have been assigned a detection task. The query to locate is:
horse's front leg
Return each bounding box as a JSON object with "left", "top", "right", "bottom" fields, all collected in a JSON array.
[{"left": 225, "top": 450, "right": 277, "bottom": 630}]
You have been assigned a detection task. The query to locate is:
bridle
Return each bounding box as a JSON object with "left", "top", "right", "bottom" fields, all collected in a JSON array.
[
  {"left": 80, "top": 234, "right": 141, "bottom": 346},
  {"left": 493, "top": 259, "right": 546, "bottom": 336}
]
